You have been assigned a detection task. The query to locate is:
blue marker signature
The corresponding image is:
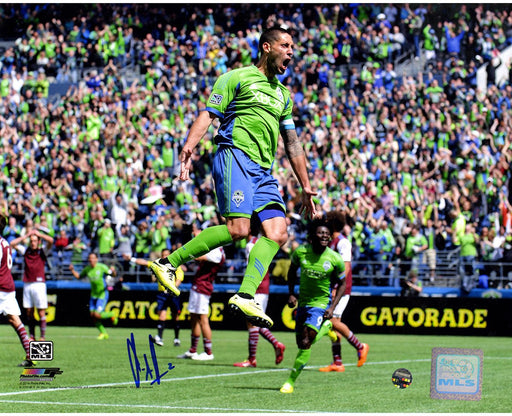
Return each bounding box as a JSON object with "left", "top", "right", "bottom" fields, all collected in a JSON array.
[{"left": 127, "top": 333, "right": 175, "bottom": 387}]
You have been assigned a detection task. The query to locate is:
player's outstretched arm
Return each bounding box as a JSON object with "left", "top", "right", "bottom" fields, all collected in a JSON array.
[
  {"left": 282, "top": 129, "right": 317, "bottom": 219},
  {"left": 179, "top": 110, "right": 216, "bottom": 181},
  {"left": 69, "top": 263, "right": 80, "bottom": 280}
]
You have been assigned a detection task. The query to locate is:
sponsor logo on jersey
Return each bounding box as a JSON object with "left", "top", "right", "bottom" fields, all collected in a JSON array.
[
  {"left": 209, "top": 93, "right": 223, "bottom": 105},
  {"left": 249, "top": 90, "right": 284, "bottom": 110}
]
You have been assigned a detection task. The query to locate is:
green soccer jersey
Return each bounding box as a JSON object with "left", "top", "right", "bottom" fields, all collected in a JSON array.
[
  {"left": 80, "top": 263, "right": 110, "bottom": 298},
  {"left": 291, "top": 244, "right": 345, "bottom": 309},
  {"left": 206, "top": 65, "right": 294, "bottom": 169}
]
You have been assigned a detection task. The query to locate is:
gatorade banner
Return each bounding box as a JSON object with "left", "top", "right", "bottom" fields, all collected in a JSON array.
[{"left": 16, "top": 288, "right": 512, "bottom": 336}]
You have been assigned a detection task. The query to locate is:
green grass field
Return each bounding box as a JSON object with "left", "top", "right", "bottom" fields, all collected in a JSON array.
[{"left": 0, "top": 325, "right": 511, "bottom": 413}]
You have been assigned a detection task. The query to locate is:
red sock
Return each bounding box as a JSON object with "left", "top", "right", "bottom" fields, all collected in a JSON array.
[
  {"left": 15, "top": 323, "right": 30, "bottom": 357},
  {"left": 203, "top": 338, "right": 213, "bottom": 355},
  {"left": 248, "top": 327, "right": 259, "bottom": 360},
  {"left": 347, "top": 331, "right": 363, "bottom": 350},
  {"left": 332, "top": 340, "right": 342, "bottom": 365},
  {"left": 40, "top": 315, "right": 47, "bottom": 339},
  {"left": 259, "top": 327, "right": 278, "bottom": 348},
  {"left": 190, "top": 335, "right": 200, "bottom": 353}
]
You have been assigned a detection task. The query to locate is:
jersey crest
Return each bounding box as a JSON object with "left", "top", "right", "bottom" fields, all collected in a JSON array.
[
  {"left": 232, "top": 190, "right": 245, "bottom": 207},
  {"left": 275, "top": 87, "right": 284, "bottom": 102}
]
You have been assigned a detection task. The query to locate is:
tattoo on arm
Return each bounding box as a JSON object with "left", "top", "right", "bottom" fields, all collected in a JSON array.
[{"left": 282, "top": 129, "right": 304, "bottom": 160}]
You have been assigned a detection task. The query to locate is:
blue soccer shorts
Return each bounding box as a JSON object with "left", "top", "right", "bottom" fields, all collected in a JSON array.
[
  {"left": 90, "top": 293, "right": 109, "bottom": 313},
  {"left": 212, "top": 146, "right": 286, "bottom": 219},
  {"left": 156, "top": 291, "right": 182, "bottom": 315},
  {"left": 295, "top": 306, "right": 326, "bottom": 332}
]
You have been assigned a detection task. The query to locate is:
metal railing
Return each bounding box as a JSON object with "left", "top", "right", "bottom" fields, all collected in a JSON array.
[{"left": 10, "top": 251, "right": 512, "bottom": 290}]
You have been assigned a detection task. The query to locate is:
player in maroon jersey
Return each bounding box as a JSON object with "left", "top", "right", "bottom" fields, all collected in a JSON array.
[
  {"left": 0, "top": 214, "right": 35, "bottom": 367},
  {"left": 233, "top": 227, "right": 285, "bottom": 368},
  {"left": 177, "top": 223, "right": 226, "bottom": 361},
  {"left": 10, "top": 228, "right": 54, "bottom": 341}
]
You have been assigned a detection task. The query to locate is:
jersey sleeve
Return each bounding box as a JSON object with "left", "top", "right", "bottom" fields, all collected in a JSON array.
[
  {"left": 79, "top": 266, "right": 90, "bottom": 278},
  {"left": 206, "top": 70, "right": 240, "bottom": 119},
  {"left": 278, "top": 93, "right": 295, "bottom": 133},
  {"left": 336, "top": 239, "right": 352, "bottom": 262},
  {"left": 204, "top": 247, "right": 224, "bottom": 264},
  {"left": 290, "top": 247, "right": 300, "bottom": 267},
  {"left": 100, "top": 263, "right": 111, "bottom": 275},
  {"left": 334, "top": 252, "right": 346, "bottom": 281}
]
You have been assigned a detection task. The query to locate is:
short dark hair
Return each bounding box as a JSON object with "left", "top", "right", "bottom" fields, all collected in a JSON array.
[
  {"left": 307, "top": 217, "right": 332, "bottom": 239},
  {"left": 258, "top": 26, "right": 291, "bottom": 55}
]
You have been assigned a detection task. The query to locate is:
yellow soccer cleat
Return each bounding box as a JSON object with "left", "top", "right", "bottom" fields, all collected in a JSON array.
[
  {"left": 97, "top": 333, "right": 109, "bottom": 340},
  {"left": 327, "top": 329, "right": 338, "bottom": 342},
  {"left": 148, "top": 259, "right": 180, "bottom": 296},
  {"left": 280, "top": 382, "right": 294, "bottom": 394},
  {"left": 228, "top": 294, "right": 273, "bottom": 328}
]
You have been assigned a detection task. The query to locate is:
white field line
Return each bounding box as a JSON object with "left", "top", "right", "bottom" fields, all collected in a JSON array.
[
  {"left": 0, "top": 399, "right": 318, "bottom": 413},
  {"left": 0, "top": 358, "right": 432, "bottom": 398},
  {"left": 0, "top": 357, "right": 509, "bottom": 412}
]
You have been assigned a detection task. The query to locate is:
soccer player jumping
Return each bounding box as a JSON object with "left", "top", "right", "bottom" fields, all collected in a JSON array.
[{"left": 149, "top": 26, "right": 317, "bottom": 328}]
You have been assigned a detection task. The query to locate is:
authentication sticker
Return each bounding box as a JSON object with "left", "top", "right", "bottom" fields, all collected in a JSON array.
[{"left": 430, "top": 347, "right": 483, "bottom": 401}]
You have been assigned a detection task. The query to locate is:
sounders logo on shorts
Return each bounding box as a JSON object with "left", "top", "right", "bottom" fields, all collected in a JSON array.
[
  {"left": 232, "top": 190, "right": 244, "bottom": 207},
  {"left": 430, "top": 347, "right": 483, "bottom": 401}
]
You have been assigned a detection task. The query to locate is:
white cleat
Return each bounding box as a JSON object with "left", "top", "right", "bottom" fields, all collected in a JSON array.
[{"left": 191, "top": 352, "right": 214, "bottom": 361}]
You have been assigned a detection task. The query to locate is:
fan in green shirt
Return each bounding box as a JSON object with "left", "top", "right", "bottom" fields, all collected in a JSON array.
[
  {"left": 69, "top": 252, "right": 118, "bottom": 339},
  {"left": 404, "top": 225, "right": 428, "bottom": 276}
]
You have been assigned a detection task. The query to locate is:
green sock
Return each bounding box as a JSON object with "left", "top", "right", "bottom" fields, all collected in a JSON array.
[
  {"left": 312, "top": 320, "right": 332, "bottom": 345},
  {"left": 95, "top": 322, "right": 107, "bottom": 334},
  {"left": 100, "top": 311, "right": 115, "bottom": 320},
  {"left": 167, "top": 225, "right": 233, "bottom": 267},
  {"left": 286, "top": 348, "right": 311, "bottom": 385},
  {"left": 239, "top": 236, "right": 280, "bottom": 297}
]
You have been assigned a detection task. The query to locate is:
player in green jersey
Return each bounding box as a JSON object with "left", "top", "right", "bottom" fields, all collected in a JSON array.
[
  {"left": 149, "top": 26, "right": 317, "bottom": 329},
  {"left": 280, "top": 219, "right": 346, "bottom": 393},
  {"left": 69, "top": 252, "right": 118, "bottom": 339}
]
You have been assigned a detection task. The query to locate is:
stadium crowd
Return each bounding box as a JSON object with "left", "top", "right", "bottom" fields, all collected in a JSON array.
[{"left": 2, "top": 4, "right": 512, "bottom": 289}]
